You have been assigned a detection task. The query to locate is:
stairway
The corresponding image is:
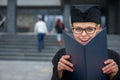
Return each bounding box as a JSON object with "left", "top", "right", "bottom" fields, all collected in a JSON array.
[
  {"left": 0, "top": 33, "right": 60, "bottom": 61},
  {"left": 0, "top": 33, "right": 119, "bottom": 61},
  {"left": 107, "top": 35, "right": 120, "bottom": 54}
]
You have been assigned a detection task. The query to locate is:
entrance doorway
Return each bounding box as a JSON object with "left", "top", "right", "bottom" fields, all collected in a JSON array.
[{"left": 44, "top": 15, "right": 63, "bottom": 32}]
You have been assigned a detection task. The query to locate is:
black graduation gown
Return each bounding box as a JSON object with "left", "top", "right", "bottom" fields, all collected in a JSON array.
[{"left": 51, "top": 48, "right": 120, "bottom": 80}]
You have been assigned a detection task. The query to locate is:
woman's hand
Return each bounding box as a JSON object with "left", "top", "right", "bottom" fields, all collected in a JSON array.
[
  {"left": 57, "top": 55, "right": 73, "bottom": 78},
  {"left": 102, "top": 59, "right": 119, "bottom": 79}
]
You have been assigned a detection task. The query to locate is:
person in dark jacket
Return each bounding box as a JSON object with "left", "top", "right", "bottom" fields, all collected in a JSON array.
[
  {"left": 51, "top": 5, "right": 120, "bottom": 80},
  {"left": 55, "top": 19, "right": 65, "bottom": 47}
]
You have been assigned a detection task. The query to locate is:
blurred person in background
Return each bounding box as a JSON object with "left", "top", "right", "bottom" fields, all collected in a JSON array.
[
  {"left": 51, "top": 19, "right": 69, "bottom": 47},
  {"left": 34, "top": 15, "right": 48, "bottom": 52}
]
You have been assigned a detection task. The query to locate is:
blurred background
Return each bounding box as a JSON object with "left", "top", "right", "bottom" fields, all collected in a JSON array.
[
  {"left": 0, "top": 0, "right": 120, "bottom": 34},
  {"left": 0, "top": 0, "right": 120, "bottom": 80}
]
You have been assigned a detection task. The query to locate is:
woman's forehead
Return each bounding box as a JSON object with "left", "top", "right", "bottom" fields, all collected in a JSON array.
[{"left": 73, "top": 22, "right": 97, "bottom": 25}]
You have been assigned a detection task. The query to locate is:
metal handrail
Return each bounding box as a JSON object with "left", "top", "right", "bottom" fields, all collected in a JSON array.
[{"left": 0, "top": 17, "right": 6, "bottom": 26}]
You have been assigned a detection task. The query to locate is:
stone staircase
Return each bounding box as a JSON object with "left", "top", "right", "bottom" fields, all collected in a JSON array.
[
  {"left": 107, "top": 35, "right": 120, "bottom": 54},
  {"left": 0, "top": 33, "right": 60, "bottom": 61},
  {"left": 0, "top": 33, "right": 119, "bottom": 61}
]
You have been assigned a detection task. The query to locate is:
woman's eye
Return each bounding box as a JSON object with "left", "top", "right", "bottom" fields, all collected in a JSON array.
[
  {"left": 76, "top": 28, "right": 82, "bottom": 31},
  {"left": 86, "top": 28, "right": 94, "bottom": 31}
]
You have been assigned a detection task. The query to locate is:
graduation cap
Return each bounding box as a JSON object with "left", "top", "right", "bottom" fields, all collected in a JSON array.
[{"left": 71, "top": 5, "right": 101, "bottom": 24}]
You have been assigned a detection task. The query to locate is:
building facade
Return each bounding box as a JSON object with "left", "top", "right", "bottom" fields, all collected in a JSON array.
[{"left": 0, "top": 0, "right": 120, "bottom": 34}]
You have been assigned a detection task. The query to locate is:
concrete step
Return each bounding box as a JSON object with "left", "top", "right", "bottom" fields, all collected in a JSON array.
[
  {"left": 0, "top": 38, "right": 57, "bottom": 41},
  {"left": 0, "top": 34, "right": 58, "bottom": 61},
  {"left": 0, "top": 48, "right": 59, "bottom": 53},
  {"left": 0, "top": 33, "right": 119, "bottom": 61},
  {"left": 107, "top": 35, "right": 120, "bottom": 40},
  {"left": 0, "top": 35, "right": 57, "bottom": 40},
  {"left": 0, "top": 52, "right": 55, "bottom": 57},
  {"left": 0, "top": 42, "right": 57, "bottom": 47},
  {"left": 0, "top": 56, "right": 53, "bottom": 61},
  {"left": 0, "top": 45, "right": 58, "bottom": 48}
]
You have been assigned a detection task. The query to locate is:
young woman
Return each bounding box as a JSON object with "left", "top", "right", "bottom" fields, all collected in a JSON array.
[{"left": 51, "top": 6, "right": 120, "bottom": 80}]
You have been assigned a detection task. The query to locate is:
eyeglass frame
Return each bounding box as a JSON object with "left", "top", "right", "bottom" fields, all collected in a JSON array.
[{"left": 72, "top": 24, "right": 98, "bottom": 34}]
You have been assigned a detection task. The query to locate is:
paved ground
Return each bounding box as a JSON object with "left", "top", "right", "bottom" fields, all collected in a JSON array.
[{"left": 0, "top": 60, "right": 53, "bottom": 80}]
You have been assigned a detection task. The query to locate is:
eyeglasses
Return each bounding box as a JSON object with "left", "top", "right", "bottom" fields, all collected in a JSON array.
[{"left": 72, "top": 27, "right": 96, "bottom": 34}]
